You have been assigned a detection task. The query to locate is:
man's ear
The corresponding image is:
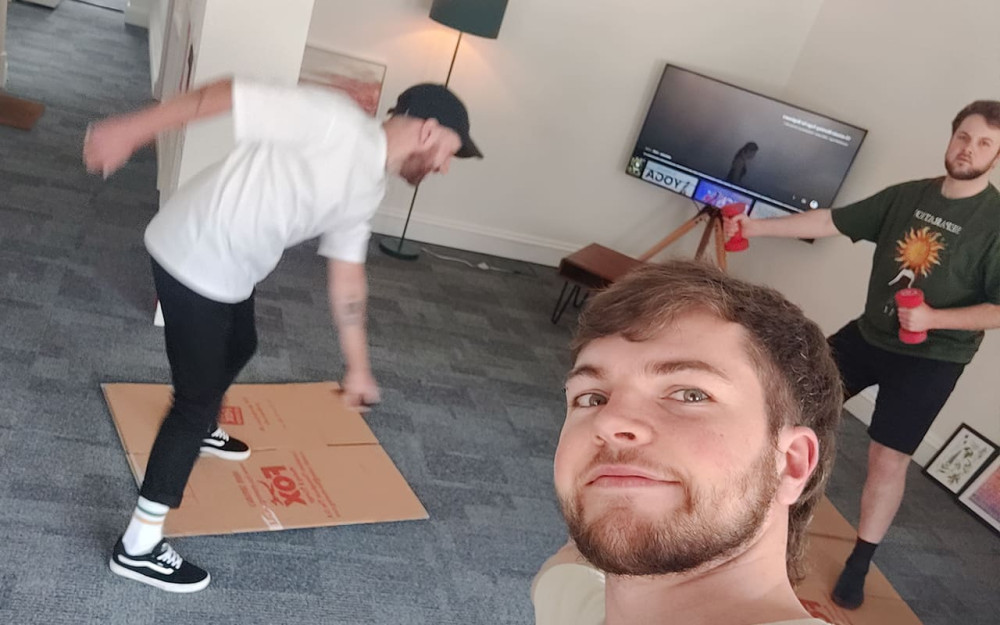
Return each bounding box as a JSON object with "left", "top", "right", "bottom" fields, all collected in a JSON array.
[
  {"left": 418, "top": 118, "right": 440, "bottom": 147},
  {"left": 775, "top": 426, "right": 819, "bottom": 506}
]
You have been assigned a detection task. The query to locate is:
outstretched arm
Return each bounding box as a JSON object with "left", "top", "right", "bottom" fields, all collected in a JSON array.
[
  {"left": 328, "top": 259, "right": 380, "bottom": 410},
  {"left": 724, "top": 208, "right": 841, "bottom": 241},
  {"left": 899, "top": 302, "right": 1000, "bottom": 333},
  {"left": 83, "top": 78, "right": 234, "bottom": 177}
]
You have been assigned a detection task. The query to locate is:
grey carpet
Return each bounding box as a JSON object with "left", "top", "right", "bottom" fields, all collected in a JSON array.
[{"left": 0, "top": 2, "right": 996, "bottom": 624}]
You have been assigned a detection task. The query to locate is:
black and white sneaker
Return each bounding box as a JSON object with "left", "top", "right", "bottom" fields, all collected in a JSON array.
[
  {"left": 200, "top": 427, "right": 250, "bottom": 461},
  {"left": 109, "top": 538, "right": 210, "bottom": 593}
]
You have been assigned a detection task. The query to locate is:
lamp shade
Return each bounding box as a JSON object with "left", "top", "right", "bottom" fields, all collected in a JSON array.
[{"left": 430, "top": 0, "right": 508, "bottom": 39}]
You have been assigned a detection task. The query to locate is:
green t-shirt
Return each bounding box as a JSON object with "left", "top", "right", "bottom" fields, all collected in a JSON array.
[{"left": 831, "top": 178, "right": 1000, "bottom": 364}]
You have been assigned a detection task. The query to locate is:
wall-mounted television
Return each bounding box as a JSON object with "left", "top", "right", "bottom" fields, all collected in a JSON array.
[{"left": 627, "top": 65, "right": 867, "bottom": 218}]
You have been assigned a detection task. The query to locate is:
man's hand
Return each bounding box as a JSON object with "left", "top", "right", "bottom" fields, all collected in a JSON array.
[
  {"left": 328, "top": 259, "right": 376, "bottom": 411},
  {"left": 83, "top": 78, "right": 234, "bottom": 179},
  {"left": 341, "top": 368, "right": 380, "bottom": 412},
  {"left": 898, "top": 302, "right": 938, "bottom": 333},
  {"left": 723, "top": 212, "right": 758, "bottom": 239},
  {"left": 84, "top": 117, "right": 142, "bottom": 178}
]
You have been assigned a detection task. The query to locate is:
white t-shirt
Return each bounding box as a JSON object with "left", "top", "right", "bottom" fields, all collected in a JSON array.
[
  {"left": 532, "top": 546, "right": 831, "bottom": 625},
  {"left": 145, "top": 79, "right": 387, "bottom": 303}
]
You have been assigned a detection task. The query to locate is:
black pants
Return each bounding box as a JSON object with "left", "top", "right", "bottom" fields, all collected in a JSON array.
[{"left": 140, "top": 259, "right": 258, "bottom": 508}]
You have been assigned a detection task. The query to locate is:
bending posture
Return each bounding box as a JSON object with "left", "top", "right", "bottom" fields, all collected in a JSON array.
[
  {"left": 725, "top": 100, "right": 1000, "bottom": 609},
  {"left": 536, "top": 260, "right": 843, "bottom": 625},
  {"left": 84, "top": 78, "right": 482, "bottom": 592}
]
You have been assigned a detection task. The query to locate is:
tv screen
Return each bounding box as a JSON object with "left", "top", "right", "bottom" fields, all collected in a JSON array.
[{"left": 627, "top": 65, "right": 867, "bottom": 217}]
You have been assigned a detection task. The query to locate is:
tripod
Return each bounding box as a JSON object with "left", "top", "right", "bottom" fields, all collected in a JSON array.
[
  {"left": 638, "top": 203, "right": 731, "bottom": 270},
  {"left": 548, "top": 202, "right": 743, "bottom": 324}
]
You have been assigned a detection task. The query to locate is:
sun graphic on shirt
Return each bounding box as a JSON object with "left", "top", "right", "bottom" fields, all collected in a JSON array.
[{"left": 894, "top": 227, "right": 944, "bottom": 278}]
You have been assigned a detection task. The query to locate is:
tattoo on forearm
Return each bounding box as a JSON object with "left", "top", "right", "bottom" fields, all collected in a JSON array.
[{"left": 341, "top": 299, "right": 365, "bottom": 326}]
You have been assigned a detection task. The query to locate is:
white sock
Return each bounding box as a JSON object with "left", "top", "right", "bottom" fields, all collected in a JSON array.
[{"left": 122, "top": 496, "right": 169, "bottom": 556}]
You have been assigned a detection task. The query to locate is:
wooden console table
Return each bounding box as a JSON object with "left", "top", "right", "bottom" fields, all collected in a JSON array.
[
  {"left": 0, "top": 0, "right": 47, "bottom": 130},
  {"left": 550, "top": 243, "right": 643, "bottom": 323},
  {"left": 551, "top": 204, "right": 733, "bottom": 324}
]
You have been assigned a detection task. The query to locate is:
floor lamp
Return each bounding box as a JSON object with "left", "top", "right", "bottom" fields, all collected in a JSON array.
[{"left": 379, "top": 0, "right": 508, "bottom": 260}]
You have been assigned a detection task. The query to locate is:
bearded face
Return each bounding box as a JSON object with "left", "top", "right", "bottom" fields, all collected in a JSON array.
[
  {"left": 944, "top": 114, "right": 1000, "bottom": 181},
  {"left": 559, "top": 441, "right": 778, "bottom": 575},
  {"left": 555, "top": 314, "right": 783, "bottom": 577}
]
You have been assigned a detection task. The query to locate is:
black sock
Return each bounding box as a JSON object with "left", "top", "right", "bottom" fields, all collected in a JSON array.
[
  {"left": 845, "top": 537, "right": 878, "bottom": 572},
  {"left": 832, "top": 538, "right": 878, "bottom": 609}
]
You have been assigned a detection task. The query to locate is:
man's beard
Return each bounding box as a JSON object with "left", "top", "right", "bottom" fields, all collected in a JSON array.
[
  {"left": 945, "top": 156, "right": 991, "bottom": 181},
  {"left": 401, "top": 151, "right": 436, "bottom": 185},
  {"left": 559, "top": 446, "right": 780, "bottom": 576},
  {"left": 402, "top": 169, "right": 427, "bottom": 185}
]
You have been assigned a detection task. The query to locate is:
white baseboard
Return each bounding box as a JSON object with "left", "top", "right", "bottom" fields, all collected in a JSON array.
[
  {"left": 125, "top": 1, "right": 150, "bottom": 28},
  {"left": 843, "top": 388, "right": 942, "bottom": 467},
  {"left": 370, "top": 209, "right": 577, "bottom": 268}
]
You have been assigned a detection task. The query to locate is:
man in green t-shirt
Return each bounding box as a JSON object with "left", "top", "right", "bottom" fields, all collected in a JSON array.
[{"left": 725, "top": 100, "right": 1000, "bottom": 610}]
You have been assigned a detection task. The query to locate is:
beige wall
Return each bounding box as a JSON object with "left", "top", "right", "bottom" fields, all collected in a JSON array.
[
  {"left": 307, "top": 0, "right": 1000, "bottom": 459},
  {"left": 732, "top": 0, "right": 1000, "bottom": 462},
  {"left": 307, "top": 0, "right": 826, "bottom": 264},
  {"left": 126, "top": 0, "right": 153, "bottom": 28}
]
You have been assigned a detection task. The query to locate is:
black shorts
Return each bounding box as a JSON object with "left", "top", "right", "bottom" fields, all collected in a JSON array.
[{"left": 828, "top": 321, "right": 965, "bottom": 455}]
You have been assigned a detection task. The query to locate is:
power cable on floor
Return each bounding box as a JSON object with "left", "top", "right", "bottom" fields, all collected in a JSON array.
[{"left": 419, "top": 247, "right": 529, "bottom": 275}]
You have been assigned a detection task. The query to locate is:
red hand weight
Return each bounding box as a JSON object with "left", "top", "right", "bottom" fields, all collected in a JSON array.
[
  {"left": 722, "top": 203, "right": 749, "bottom": 252},
  {"left": 894, "top": 288, "right": 927, "bottom": 344}
]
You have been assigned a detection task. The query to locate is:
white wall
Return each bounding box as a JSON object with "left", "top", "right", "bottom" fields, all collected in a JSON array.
[
  {"left": 173, "top": 0, "right": 314, "bottom": 187},
  {"left": 308, "top": 0, "right": 826, "bottom": 265},
  {"left": 126, "top": 0, "right": 152, "bottom": 28},
  {"left": 730, "top": 0, "right": 1000, "bottom": 463},
  {"left": 307, "top": 0, "right": 999, "bottom": 460}
]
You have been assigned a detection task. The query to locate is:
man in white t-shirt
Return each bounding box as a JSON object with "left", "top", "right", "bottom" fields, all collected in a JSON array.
[
  {"left": 83, "top": 78, "right": 481, "bottom": 592},
  {"left": 535, "top": 260, "right": 843, "bottom": 625}
]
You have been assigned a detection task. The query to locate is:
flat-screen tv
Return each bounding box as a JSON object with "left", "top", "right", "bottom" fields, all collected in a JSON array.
[{"left": 627, "top": 65, "right": 867, "bottom": 218}]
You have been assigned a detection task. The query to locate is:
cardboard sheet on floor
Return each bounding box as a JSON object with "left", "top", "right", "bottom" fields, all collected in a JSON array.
[
  {"left": 102, "top": 382, "right": 427, "bottom": 536},
  {"left": 531, "top": 497, "right": 922, "bottom": 625},
  {"left": 793, "top": 497, "right": 922, "bottom": 625}
]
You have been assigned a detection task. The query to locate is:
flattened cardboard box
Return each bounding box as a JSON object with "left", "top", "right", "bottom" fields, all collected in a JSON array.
[
  {"left": 103, "top": 383, "right": 427, "bottom": 536},
  {"left": 532, "top": 497, "right": 922, "bottom": 625},
  {"left": 795, "top": 498, "right": 922, "bottom": 625}
]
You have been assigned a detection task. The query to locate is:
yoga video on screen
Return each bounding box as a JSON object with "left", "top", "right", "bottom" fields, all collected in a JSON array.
[{"left": 628, "top": 66, "right": 867, "bottom": 213}]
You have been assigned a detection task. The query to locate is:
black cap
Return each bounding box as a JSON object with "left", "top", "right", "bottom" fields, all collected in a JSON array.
[{"left": 388, "top": 83, "right": 482, "bottom": 159}]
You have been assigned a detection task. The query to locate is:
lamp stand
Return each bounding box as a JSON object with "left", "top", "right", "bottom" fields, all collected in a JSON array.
[{"left": 379, "top": 30, "right": 464, "bottom": 261}]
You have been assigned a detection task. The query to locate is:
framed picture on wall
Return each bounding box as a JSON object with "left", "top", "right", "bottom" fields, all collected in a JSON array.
[
  {"left": 958, "top": 456, "right": 1000, "bottom": 535},
  {"left": 923, "top": 423, "right": 998, "bottom": 495},
  {"left": 299, "top": 45, "right": 386, "bottom": 117}
]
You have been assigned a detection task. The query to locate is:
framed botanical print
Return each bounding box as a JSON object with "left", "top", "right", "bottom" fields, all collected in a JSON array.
[{"left": 923, "top": 423, "right": 998, "bottom": 495}]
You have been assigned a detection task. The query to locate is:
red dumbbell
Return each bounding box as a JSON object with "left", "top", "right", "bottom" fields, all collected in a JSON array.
[
  {"left": 895, "top": 288, "right": 927, "bottom": 344},
  {"left": 722, "top": 203, "right": 750, "bottom": 252}
]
